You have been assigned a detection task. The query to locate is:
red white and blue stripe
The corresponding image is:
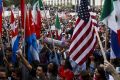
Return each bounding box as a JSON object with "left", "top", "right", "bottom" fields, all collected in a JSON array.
[
  {"left": 25, "top": 10, "right": 39, "bottom": 62},
  {"left": 69, "top": 0, "right": 97, "bottom": 65},
  {"left": 10, "top": 10, "right": 20, "bottom": 63}
]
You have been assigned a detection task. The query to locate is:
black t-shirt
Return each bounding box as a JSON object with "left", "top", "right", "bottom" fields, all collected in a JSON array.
[{"left": 30, "top": 68, "right": 36, "bottom": 77}]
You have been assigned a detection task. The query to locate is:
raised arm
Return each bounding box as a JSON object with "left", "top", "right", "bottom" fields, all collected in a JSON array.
[
  {"left": 104, "top": 61, "right": 120, "bottom": 80},
  {"left": 17, "top": 49, "right": 32, "bottom": 70}
]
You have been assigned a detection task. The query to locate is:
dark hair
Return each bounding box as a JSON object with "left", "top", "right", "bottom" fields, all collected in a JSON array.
[
  {"left": 80, "top": 71, "right": 92, "bottom": 80},
  {"left": 31, "top": 60, "right": 40, "bottom": 69},
  {"left": 48, "top": 62, "right": 58, "bottom": 76},
  {"left": 64, "top": 59, "right": 73, "bottom": 70},
  {"left": 40, "top": 47, "right": 48, "bottom": 53},
  {"left": 97, "top": 66, "right": 108, "bottom": 80},
  {"left": 11, "top": 68, "right": 22, "bottom": 79},
  {"left": 0, "top": 67, "right": 6, "bottom": 72},
  {"left": 6, "top": 47, "right": 12, "bottom": 52},
  {"left": 38, "top": 64, "right": 47, "bottom": 73}
]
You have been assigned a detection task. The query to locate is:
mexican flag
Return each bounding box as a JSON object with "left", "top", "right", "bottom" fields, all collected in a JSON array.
[
  {"left": 101, "top": 0, "right": 120, "bottom": 59},
  {"left": 55, "top": 14, "right": 62, "bottom": 38},
  {"left": 38, "top": 0, "right": 44, "bottom": 10},
  {"left": 100, "top": 0, "right": 120, "bottom": 33},
  {"left": 33, "top": 0, "right": 43, "bottom": 21}
]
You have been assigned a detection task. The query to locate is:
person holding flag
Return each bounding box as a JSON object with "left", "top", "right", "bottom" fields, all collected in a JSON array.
[
  {"left": 100, "top": 0, "right": 120, "bottom": 59},
  {"left": 10, "top": 9, "right": 20, "bottom": 63}
]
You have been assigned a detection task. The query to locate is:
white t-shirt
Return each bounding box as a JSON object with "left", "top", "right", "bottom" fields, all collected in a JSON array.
[{"left": 109, "top": 75, "right": 114, "bottom": 80}]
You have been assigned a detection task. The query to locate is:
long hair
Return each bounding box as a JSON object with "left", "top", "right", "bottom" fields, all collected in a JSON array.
[
  {"left": 48, "top": 62, "right": 58, "bottom": 76},
  {"left": 64, "top": 59, "right": 73, "bottom": 71},
  {"left": 97, "top": 66, "right": 108, "bottom": 80}
]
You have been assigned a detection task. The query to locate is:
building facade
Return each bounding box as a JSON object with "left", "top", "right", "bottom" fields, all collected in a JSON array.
[
  {"left": 43, "top": 0, "right": 103, "bottom": 7},
  {"left": 43, "top": 0, "right": 76, "bottom": 6}
]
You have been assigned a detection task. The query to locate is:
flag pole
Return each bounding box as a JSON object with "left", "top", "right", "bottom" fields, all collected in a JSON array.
[
  {"left": 42, "top": 1, "right": 59, "bottom": 64},
  {"left": 23, "top": 5, "right": 27, "bottom": 56},
  {"left": 94, "top": 26, "right": 107, "bottom": 61},
  {"left": 42, "top": 1, "right": 56, "bottom": 52},
  {"left": 2, "top": 2, "right": 10, "bottom": 47},
  {"left": 0, "top": 1, "right": 5, "bottom": 56},
  {"left": 75, "top": 0, "right": 78, "bottom": 14},
  {"left": 105, "top": 26, "right": 108, "bottom": 51}
]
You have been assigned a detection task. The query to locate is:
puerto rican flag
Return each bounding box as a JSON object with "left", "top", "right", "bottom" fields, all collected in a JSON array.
[{"left": 10, "top": 10, "right": 20, "bottom": 63}]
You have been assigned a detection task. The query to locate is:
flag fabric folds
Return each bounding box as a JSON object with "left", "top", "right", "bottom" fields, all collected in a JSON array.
[
  {"left": 10, "top": 10, "right": 20, "bottom": 63},
  {"left": 25, "top": 13, "right": 33, "bottom": 62},
  {"left": 110, "top": 30, "right": 120, "bottom": 59},
  {"left": 55, "top": 14, "right": 62, "bottom": 39},
  {"left": 69, "top": 0, "right": 96, "bottom": 65},
  {"left": 100, "top": 0, "right": 119, "bottom": 33},
  {"left": 20, "top": 0, "right": 25, "bottom": 28},
  {"left": 36, "top": 10, "right": 41, "bottom": 39},
  {"left": 0, "top": 0, "right": 2, "bottom": 35},
  {"left": 25, "top": 10, "right": 40, "bottom": 63},
  {"left": 33, "top": 1, "right": 42, "bottom": 39},
  {"left": 38, "top": 0, "right": 44, "bottom": 10},
  {"left": 90, "top": 12, "right": 97, "bottom": 27},
  {"left": 101, "top": 0, "right": 120, "bottom": 59},
  {"left": 29, "top": 10, "right": 40, "bottom": 62},
  {"left": 113, "top": 0, "right": 120, "bottom": 45}
]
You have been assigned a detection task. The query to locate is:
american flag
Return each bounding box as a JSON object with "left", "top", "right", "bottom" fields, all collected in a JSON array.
[
  {"left": 90, "top": 12, "right": 98, "bottom": 27},
  {"left": 69, "top": 0, "right": 97, "bottom": 65}
]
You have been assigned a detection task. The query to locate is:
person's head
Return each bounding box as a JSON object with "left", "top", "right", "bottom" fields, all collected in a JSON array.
[
  {"left": 47, "top": 62, "right": 58, "bottom": 76},
  {"left": 89, "top": 55, "right": 94, "bottom": 61},
  {"left": 9, "top": 62, "right": 14, "bottom": 71},
  {"left": 6, "top": 47, "right": 12, "bottom": 58},
  {"left": 0, "top": 72, "right": 7, "bottom": 80},
  {"left": 0, "top": 68, "right": 7, "bottom": 80},
  {"left": 11, "top": 68, "right": 21, "bottom": 80},
  {"left": 94, "top": 65, "right": 107, "bottom": 80},
  {"left": 36, "top": 66, "right": 44, "bottom": 77},
  {"left": 31, "top": 60, "right": 40, "bottom": 69},
  {"left": 36, "top": 64, "right": 47, "bottom": 77},
  {"left": 80, "top": 71, "right": 92, "bottom": 80}
]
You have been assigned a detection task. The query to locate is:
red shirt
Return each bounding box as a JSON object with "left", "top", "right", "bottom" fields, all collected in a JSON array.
[{"left": 58, "top": 66, "right": 74, "bottom": 80}]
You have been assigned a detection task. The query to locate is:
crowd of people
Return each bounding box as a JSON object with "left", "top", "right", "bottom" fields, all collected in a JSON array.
[{"left": 0, "top": 6, "right": 120, "bottom": 80}]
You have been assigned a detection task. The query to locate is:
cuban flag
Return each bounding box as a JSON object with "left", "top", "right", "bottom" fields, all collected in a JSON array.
[
  {"left": 10, "top": 10, "right": 20, "bottom": 63},
  {"left": 25, "top": 13, "right": 33, "bottom": 63},
  {"left": 25, "top": 10, "right": 39, "bottom": 63},
  {"left": 29, "top": 10, "right": 39, "bottom": 62}
]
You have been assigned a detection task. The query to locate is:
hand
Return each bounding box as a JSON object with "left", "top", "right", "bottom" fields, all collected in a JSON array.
[
  {"left": 16, "top": 49, "right": 23, "bottom": 57},
  {"left": 104, "top": 61, "right": 120, "bottom": 80},
  {"left": 3, "top": 56, "right": 7, "bottom": 62},
  {"left": 104, "top": 61, "right": 116, "bottom": 74}
]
